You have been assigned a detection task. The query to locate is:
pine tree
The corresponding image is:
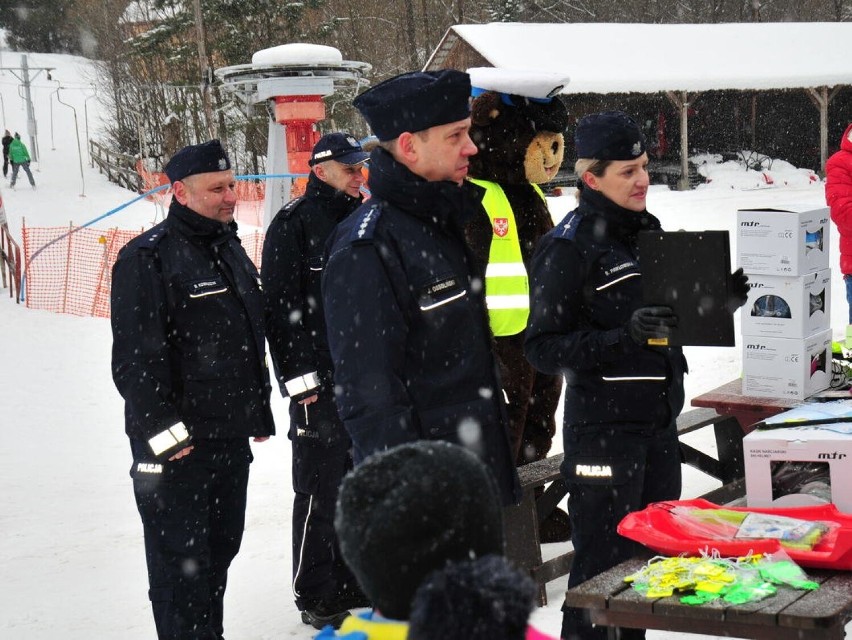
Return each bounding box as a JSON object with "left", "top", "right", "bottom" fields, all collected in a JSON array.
[{"left": 0, "top": 0, "right": 79, "bottom": 53}]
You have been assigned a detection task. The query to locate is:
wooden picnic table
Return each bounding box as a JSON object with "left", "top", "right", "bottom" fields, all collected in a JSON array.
[
  {"left": 505, "top": 407, "right": 747, "bottom": 606},
  {"left": 691, "top": 379, "right": 800, "bottom": 432},
  {"left": 565, "top": 554, "right": 852, "bottom": 640},
  {"left": 688, "top": 379, "right": 851, "bottom": 488},
  {"left": 691, "top": 378, "right": 850, "bottom": 433}
]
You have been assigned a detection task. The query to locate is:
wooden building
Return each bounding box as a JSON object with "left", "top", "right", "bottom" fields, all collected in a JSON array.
[{"left": 425, "top": 22, "right": 852, "bottom": 187}]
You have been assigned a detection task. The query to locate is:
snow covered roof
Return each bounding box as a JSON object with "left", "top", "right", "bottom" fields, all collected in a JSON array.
[{"left": 426, "top": 22, "right": 852, "bottom": 94}]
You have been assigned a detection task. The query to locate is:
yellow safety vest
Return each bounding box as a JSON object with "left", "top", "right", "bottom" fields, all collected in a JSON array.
[{"left": 468, "top": 178, "right": 545, "bottom": 337}]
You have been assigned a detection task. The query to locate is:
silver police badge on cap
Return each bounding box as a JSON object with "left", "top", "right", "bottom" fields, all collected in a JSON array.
[{"left": 218, "top": 158, "right": 228, "bottom": 170}]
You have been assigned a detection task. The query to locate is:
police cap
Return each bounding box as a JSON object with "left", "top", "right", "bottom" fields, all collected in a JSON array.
[
  {"left": 353, "top": 70, "right": 472, "bottom": 141},
  {"left": 574, "top": 110, "right": 646, "bottom": 161},
  {"left": 164, "top": 139, "right": 232, "bottom": 183}
]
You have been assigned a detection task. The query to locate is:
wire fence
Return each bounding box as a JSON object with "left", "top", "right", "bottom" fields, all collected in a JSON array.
[{"left": 17, "top": 173, "right": 283, "bottom": 318}]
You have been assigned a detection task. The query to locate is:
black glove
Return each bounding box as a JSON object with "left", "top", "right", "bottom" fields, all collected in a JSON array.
[
  {"left": 727, "top": 267, "right": 750, "bottom": 312},
  {"left": 628, "top": 306, "right": 678, "bottom": 346}
]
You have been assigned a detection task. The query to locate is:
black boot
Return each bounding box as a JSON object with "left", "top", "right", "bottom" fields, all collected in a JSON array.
[{"left": 300, "top": 601, "right": 351, "bottom": 630}]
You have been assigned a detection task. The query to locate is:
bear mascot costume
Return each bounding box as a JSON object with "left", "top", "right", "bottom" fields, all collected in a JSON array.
[{"left": 465, "top": 68, "right": 571, "bottom": 542}]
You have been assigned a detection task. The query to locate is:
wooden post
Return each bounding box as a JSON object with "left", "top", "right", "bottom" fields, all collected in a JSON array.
[
  {"left": 806, "top": 86, "right": 841, "bottom": 177},
  {"left": 751, "top": 94, "right": 757, "bottom": 150},
  {"left": 666, "top": 91, "right": 692, "bottom": 191},
  {"left": 1, "top": 226, "right": 8, "bottom": 291}
]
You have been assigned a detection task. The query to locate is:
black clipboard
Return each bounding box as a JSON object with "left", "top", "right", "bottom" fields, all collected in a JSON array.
[{"left": 637, "top": 230, "right": 734, "bottom": 347}]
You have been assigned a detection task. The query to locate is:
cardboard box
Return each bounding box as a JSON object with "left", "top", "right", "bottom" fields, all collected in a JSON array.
[
  {"left": 737, "top": 205, "right": 830, "bottom": 275},
  {"left": 741, "top": 269, "right": 831, "bottom": 339},
  {"left": 742, "top": 328, "right": 832, "bottom": 400},
  {"left": 744, "top": 419, "right": 852, "bottom": 513}
]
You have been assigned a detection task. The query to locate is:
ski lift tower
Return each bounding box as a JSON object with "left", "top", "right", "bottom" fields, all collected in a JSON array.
[{"left": 216, "top": 44, "right": 371, "bottom": 229}]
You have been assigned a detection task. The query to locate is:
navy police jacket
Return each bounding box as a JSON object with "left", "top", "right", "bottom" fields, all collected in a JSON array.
[
  {"left": 262, "top": 172, "right": 361, "bottom": 404},
  {"left": 524, "top": 186, "right": 686, "bottom": 428},
  {"left": 111, "top": 199, "right": 275, "bottom": 459},
  {"left": 322, "top": 147, "right": 521, "bottom": 505}
]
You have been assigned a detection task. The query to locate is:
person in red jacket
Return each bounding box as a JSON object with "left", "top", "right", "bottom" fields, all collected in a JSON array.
[{"left": 827, "top": 123, "right": 852, "bottom": 324}]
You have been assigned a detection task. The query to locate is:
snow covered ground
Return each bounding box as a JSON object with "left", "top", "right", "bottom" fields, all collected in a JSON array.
[{"left": 1, "top": 52, "right": 847, "bottom": 639}]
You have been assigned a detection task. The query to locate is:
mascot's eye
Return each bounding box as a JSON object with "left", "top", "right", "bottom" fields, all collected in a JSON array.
[{"left": 551, "top": 141, "right": 559, "bottom": 154}]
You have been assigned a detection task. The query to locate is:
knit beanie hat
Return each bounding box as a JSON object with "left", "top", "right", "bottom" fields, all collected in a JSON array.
[
  {"left": 334, "top": 441, "right": 505, "bottom": 620},
  {"left": 408, "top": 554, "right": 536, "bottom": 640}
]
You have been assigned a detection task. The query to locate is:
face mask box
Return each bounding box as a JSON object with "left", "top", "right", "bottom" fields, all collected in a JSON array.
[
  {"left": 737, "top": 206, "right": 830, "bottom": 276},
  {"left": 744, "top": 423, "right": 852, "bottom": 513},
  {"left": 741, "top": 269, "right": 831, "bottom": 339},
  {"left": 741, "top": 328, "right": 832, "bottom": 400}
]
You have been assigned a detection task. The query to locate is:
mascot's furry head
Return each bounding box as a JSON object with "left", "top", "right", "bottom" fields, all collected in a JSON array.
[{"left": 467, "top": 68, "right": 570, "bottom": 186}]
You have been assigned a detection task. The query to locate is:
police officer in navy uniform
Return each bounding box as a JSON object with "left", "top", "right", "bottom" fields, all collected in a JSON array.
[
  {"left": 111, "top": 140, "right": 275, "bottom": 640},
  {"left": 322, "top": 70, "right": 521, "bottom": 507},
  {"left": 524, "top": 112, "right": 748, "bottom": 640},
  {"left": 262, "top": 132, "right": 369, "bottom": 629}
]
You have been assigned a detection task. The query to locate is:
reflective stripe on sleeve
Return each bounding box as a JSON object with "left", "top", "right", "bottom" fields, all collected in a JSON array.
[
  {"left": 602, "top": 375, "right": 667, "bottom": 382},
  {"left": 148, "top": 422, "right": 190, "bottom": 456},
  {"left": 284, "top": 371, "right": 320, "bottom": 397}
]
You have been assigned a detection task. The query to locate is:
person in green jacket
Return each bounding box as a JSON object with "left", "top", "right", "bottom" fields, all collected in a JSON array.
[{"left": 9, "top": 133, "right": 35, "bottom": 189}]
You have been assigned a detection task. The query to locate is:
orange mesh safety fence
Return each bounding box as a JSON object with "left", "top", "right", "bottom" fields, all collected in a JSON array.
[
  {"left": 234, "top": 181, "right": 265, "bottom": 228},
  {"left": 239, "top": 230, "right": 265, "bottom": 271},
  {"left": 136, "top": 161, "right": 172, "bottom": 223},
  {"left": 136, "top": 160, "right": 171, "bottom": 203},
  {"left": 21, "top": 222, "right": 266, "bottom": 319},
  {"left": 22, "top": 224, "right": 143, "bottom": 318}
]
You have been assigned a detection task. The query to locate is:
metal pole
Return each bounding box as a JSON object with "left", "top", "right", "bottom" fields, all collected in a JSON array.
[
  {"left": 49, "top": 89, "right": 57, "bottom": 150},
  {"left": 22, "top": 55, "right": 38, "bottom": 162},
  {"left": 55, "top": 90, "right": 85, "bottom": 197},
  {"left": 84, "top": 89, "right": 98, "bottom": 167},
  {"left": 192, "top": 0, "right": 215, "bottom": 138}
]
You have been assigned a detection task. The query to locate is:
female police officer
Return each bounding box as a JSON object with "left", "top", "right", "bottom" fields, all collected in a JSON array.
[{"left": 524, "top": 111, "right": 746, "bottom": 640}]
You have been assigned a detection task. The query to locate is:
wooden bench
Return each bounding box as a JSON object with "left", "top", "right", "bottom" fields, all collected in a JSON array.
[
  {"left": 564, "top": 553, "right": 852, "bottom": 639},
  {"left": 505, "top": 407, "right": 742, "bottom": 605}
]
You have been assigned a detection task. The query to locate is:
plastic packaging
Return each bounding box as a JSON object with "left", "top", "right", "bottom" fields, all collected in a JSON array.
[{"left": 617, "top": 498, "right": 852, "bottom": 570}]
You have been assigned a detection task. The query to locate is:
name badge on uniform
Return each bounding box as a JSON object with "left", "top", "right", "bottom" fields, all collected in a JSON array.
[
  {"left": 186, "top": 276, "right": 228, "bottom": 298},
  {"left": 418, "top": 276, "right": 467, "bottom": 311}
]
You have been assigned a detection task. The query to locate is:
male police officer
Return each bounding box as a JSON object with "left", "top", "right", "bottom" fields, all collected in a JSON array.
[
  {"left": 262, "top": 132, "right": 369, "bottom": 629},
  {"left": 322, "top": 70, "right": 521, "bottom": 506},
  {"left": 111, "top": 140, "right": 275, "bottom": 640}
]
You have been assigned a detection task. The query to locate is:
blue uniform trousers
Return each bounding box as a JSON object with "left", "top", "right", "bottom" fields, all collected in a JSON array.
[
  {"left": 290, "top": 392, "right": 356, "bottom": 609},
  {"left": 560, "top": 420, "right": 682, "bottom": 640},
  {"left": 131, "top": 438, "right": 252, "bottom": 640}
]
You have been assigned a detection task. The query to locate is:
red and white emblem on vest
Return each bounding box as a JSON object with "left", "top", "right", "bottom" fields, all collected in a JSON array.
[{"left": 493, "top": 218, "right": 509, "bottom": 237}]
